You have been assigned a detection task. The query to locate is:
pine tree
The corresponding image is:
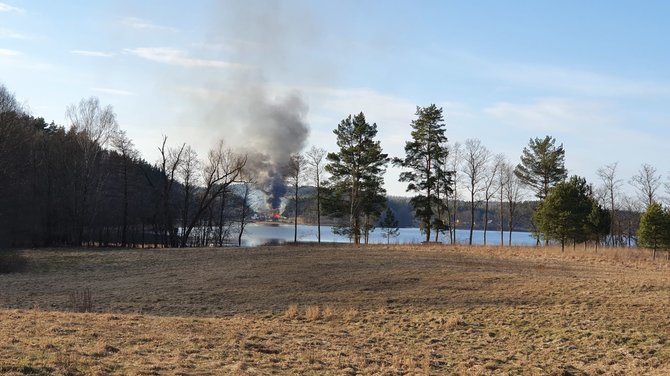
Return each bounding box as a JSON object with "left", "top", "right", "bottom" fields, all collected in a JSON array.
[
  {"left": 534, "top": 176, "right": 592, "bottom": 251},
  {"left": 514, "top": 136, "right": 567, "bottom": 200},
  {"left": 395, "top": 104, "right": 452, "bottom": 243},
  {"left": 585, "top": 201, "right": 611, "bottom": 251},
  {"left": 637, "top": 201, "right": 669, "bottom": 260},
  {"left": 380, "top": 207, "right": 400, "bottom": 244},
  {"left": 325, "top": 112, "right": 388, "bottom": 245}
]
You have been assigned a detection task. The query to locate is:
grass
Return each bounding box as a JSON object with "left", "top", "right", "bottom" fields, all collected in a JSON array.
[{"left": 0, "top": 243, "right": 669, "bottom": 374}]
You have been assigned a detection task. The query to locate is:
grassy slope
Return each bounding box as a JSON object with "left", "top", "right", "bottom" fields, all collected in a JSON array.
[{"left": 0, "top": 244, "right": 669, "bottom": 375}]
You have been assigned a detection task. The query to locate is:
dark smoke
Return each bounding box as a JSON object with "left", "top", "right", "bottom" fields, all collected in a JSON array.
[
  {"left": 175, "top": 1, "right": 317, "bottom": 210},
  {"left": 268, "top": 173, "right": 287, "bottom": 209}
]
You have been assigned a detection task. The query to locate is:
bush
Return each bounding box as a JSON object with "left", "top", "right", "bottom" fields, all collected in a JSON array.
[{"left": 0, "top": 251, "right": 29, "bottom": 273}]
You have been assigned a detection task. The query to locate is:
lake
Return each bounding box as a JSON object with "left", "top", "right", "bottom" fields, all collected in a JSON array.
[{"left": 242, "top": 223, "right": 537, "bottom": 247}]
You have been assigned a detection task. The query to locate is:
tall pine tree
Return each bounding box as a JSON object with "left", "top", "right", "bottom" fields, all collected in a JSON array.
[
  {"left": 514, "top": 136, "right": 567, "bottom": 200},
  {"left": 395, "top": 104, "right": 452, "bottom": 243},
  {"left": 325, "top": 112, "right": 388, "bottom": 245}
]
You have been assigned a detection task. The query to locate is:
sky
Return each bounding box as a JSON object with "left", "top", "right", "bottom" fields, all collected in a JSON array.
[{"left": 1, "top": 0, "right": 670, "bottom": 198}]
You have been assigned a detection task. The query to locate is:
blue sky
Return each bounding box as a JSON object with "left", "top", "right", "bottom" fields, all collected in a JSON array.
[{"left": 1, "top": 0, "right": 669, "bottom": 198}]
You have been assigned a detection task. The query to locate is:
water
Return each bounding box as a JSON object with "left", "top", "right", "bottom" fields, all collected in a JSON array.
[{"left": 241, "top": 223, "right": 536, "bottom": 247}]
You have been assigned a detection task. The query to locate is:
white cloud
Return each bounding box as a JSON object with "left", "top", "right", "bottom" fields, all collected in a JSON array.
[
  {"left": 71, "top": 50, "right": 115, "bottom": 58},
  {"left": 91, "top": 87, "right": 136, "bottom": 96},
  {"left": 0, "top": 48, "right": 21, "bottom": 57},
  {"left": 124, "top": 47, "right": 246, "bottom": 69},
  {"left": 0, "top": 2, "right": 23, "bottom": 12},
  {"left": 121, "top": 17, "right": 177, "bottom": 32},
  {"left": 485, "top": 98, "right": 613, "bottom": 133}
]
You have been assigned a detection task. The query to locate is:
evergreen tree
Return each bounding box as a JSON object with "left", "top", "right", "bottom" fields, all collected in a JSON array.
[
  {"left": 380, "top": 207, "right": 400, "bottom": 244},
  {"left": 325, "top": 112, "right": 388, "bottom": 245},
  {"left": 515, "top": 136, "right": 567, "bottom": 200},
  {"left": 585, "top": 202, "right": 611, "bottom": 251},
  {"left": 637, "top": 201, "right": 669, "bottom": 260},
  {"left": 534, "top": 176, "right": 592, "bottom": 251},
  {"left": 395, "top": 104, "right": 452, "bottom": 243}
]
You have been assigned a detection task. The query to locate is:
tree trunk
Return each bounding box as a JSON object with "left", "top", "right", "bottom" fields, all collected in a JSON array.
[{"left": 483, "top": 200, "right": 489, "bottom": 245}]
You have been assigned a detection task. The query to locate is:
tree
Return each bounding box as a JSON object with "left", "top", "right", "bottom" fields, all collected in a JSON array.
[
  {"left": 504, "top": 161, "right": 524, "bottom": 246},
  {"left": 179, "top": 141, "right": 246, "bottom": 247},
  {"left": 514, "top": 136, "right": 567, "bottom": 200},
  {"left": 534, "top": 176, "right": 593, "bottom": 251},
  {"left": 326, "top": 112, "right": 389, "bottom": 244},
  {"left": 395, "top": 104, "right": 451, "bottom": 243},
  {"left": 287, "top": 153, "right": 306, "bottom": 243},
  {"left": 65, "top": 97, "right": 119, "bottom": 245},
  {"left": 112, "top": 130, "right": 139, "bottom": 247},
  {"left": 597, "top": 162, "right": 623, "bottom": 246},
  {"left": 178, "top": 146, "right": 199, "bottom": 246},
  {"left": 637, "top": 202, "right": 669, "bottom": 260},
  {"left": 379, "top": 207, "right": 400, "bottom": 245},
  {"left": 236, "top": 181, "right": 254, "bottom": 247},
  {"left": 305, "top": 146, "right": 327, "bottom": 243},
  {"left": 585, "top": 201, "right": 611, "bottom": 251},
  {"left": 630, "top": 163, "right": 661, "bottom": 208},
  {"left": 462, "top": 139, "right": 490, "bottom": 245},
  {"left": 447, "top": 141, "right": 462, "bottom": 243}
]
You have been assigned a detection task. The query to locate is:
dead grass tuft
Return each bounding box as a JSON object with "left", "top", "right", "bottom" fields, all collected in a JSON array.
[
  {"left": 284, "top": 304, "right": 298, "bottom": 319},
  {"left": 322, "top": 305, "right": 334, "bottom": 320},
  {"left": 304, "top": 305, "right": 320, "bottom": 321},
  {"left": 343, "top": 307, "right": 359, "bottom": 322}
]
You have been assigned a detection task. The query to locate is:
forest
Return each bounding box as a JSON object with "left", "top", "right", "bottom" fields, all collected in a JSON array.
[{"left": 0, "top": 83, "right": 665, "bottom": 251}]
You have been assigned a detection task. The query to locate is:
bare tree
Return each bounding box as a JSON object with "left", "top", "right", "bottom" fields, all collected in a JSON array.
[
  {"left": 482, "top": 154, "right": 503, "bottom": 245},
  {"left": 178, "top": 146, "right": 200, "bottom": 246},
  {"left": 621, "top": 194, "right": 642, "bottom": 247},
  {"left": 236, "top": 180, "right": 254, "bottom": 247},
  {"left": 180, "top": 141, "right": 246, "bottom": 247},
  {"left": 462, "top": 139, "right": 490, "bottom": 245},
  {"left": 112, "top": 130, "right": 138, "bottom": 247},
  {"left": 504, "top": 162, "right": 524, "bottom": 246},
  {"left": 287, "top": 153, "right": 306, "bottom": 243},
  {"left": 65, "top": 97, "right": 119, "bottom": 245},
  {"left": 494, "top": 154, "right": 508, "bottom": 246},
  {"left": 597, "top": 162, "right": 622, "bottom": 246},
  {"left": 630, "top": 163, "right": 661, "bottom": 208},
  {"left": 157, "top": 136, "right": 185, "bottom": 247},
  {"left": 305, "top": 146, "right": 327, "bottom": 243},
  {"left": 447, "top": 141, "right": 462, "bottom": 243}
]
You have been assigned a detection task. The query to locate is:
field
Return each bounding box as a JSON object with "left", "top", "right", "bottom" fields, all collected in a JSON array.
[{"left": 1, "top": 244, "right": 669, "bottom": 375}]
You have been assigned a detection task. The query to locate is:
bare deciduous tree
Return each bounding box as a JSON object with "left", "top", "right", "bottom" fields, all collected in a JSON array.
[
  {"left": 180, "top": 141, "right": 246, "bottom": 247},
  {"left": 305, "top": 146, "right": 327, "bottom": 243},
  {"left": 112, "top": 130, "right": 138, "bottom": 247},
  {"left": 65, "top": 97, "right": 119, "bottom": 245},
  {"left": 504, "top": 162, "right": 524, "bottom": 246},
  {"left": 462, "top": 138, "right": 490, "bottom": 245},
  {"left": 447, "top": 141, "right": 462, "bottom": 244},
  {"left": 287, "top": 153, "right": 306, "bottom": 243},
  {"left": 482, "top": 153, "right": 503, "bottom": 245},
  {"left": 597, "top": 162, "right": 622, "bottom": 246},
  {"left": 630, "top": 163, "right": 661, "bottom": 208}
]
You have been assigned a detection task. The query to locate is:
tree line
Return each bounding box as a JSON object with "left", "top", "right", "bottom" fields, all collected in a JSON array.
[
  {"left": 0, "top": 85, "right": 250, "bottom": 248},
  {"left": 1, "top": 82, "right": 666, "bottom": 251}
]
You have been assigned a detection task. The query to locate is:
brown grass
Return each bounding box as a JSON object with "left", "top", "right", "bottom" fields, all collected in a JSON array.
[{"left": 0, "top": 243, "right": 669, "bottom": 374}]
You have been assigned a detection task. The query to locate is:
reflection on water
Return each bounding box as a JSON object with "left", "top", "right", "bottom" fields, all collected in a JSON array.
[{"left": 242, "top": 223, "right": 536, "bottom": 247}]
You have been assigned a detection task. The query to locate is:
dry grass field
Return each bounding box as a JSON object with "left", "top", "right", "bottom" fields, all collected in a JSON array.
[{"left": 1, "top": 243, "right": 669, "bottom": 375}]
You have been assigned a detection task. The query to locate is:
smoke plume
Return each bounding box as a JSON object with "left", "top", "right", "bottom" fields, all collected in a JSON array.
[{"left": 175, "top": 1, "right": 317, "bottom": 209}]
